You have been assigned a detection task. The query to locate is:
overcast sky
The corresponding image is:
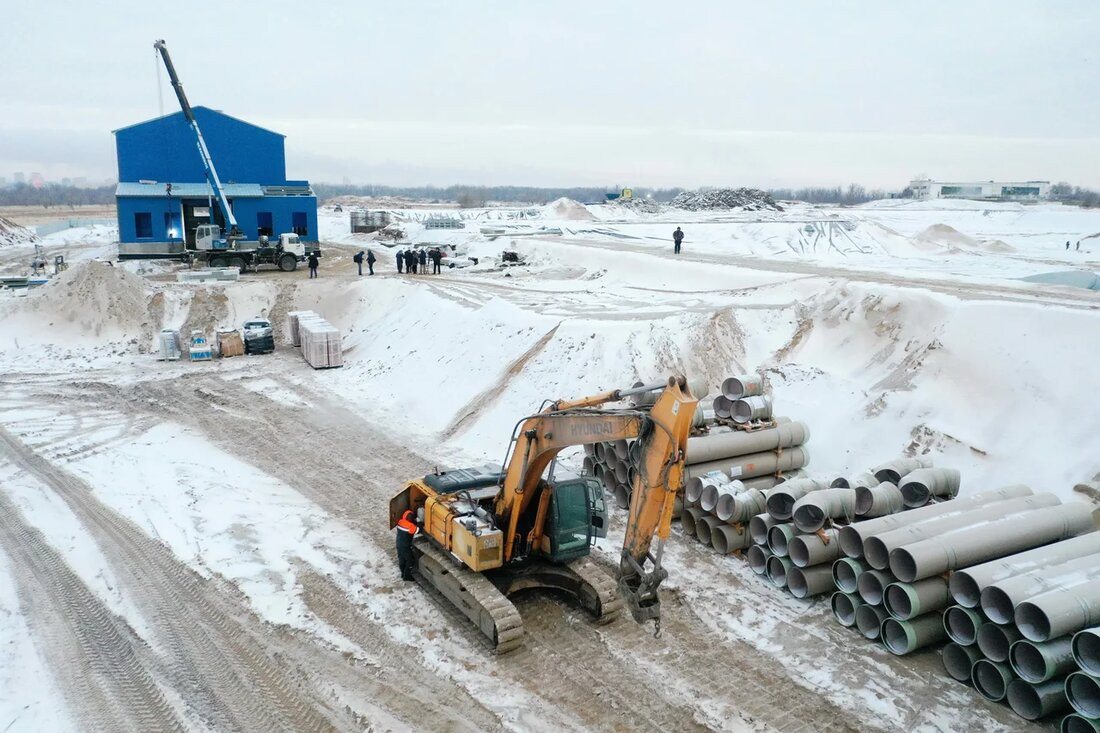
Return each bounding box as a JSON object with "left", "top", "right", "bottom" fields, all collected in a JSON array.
[{"left": 2, "top": 1, "right": 1098, "bottom": 189}]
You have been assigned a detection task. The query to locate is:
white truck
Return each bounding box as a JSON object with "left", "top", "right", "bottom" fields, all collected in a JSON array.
[{"left": 187, "top": 225, "right": 318, "bottom": 272}]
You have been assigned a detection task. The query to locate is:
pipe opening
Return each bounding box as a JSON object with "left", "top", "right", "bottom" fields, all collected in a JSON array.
[
  {"left": 831, "top": 592, "right": 860, "bottom": 627},
  {"left": 942, "top": 643, "right": 980, "bottom": 683},
  {"left": 855, "top": 604, "right": 885, "bottom": 640},
  {"left": 1015, "top": 601, "right": 1052, "bottom": 642},
  {"left": 1063, "top": 713, "right": 1100, "bottom": 733},
  {"left": 881, "top": 618, "right": 912, "bottom": 655},
  {"left": 979, "top": 586, "right": 1015, "bottom": 625},
  {"left": 884, "top": 584, "right": 914, "bottom": 620},
  {"left": 1005, "top": 680, "right": 1044, "bottom": 721},
  {"left": 786, "top": 568, "right": 808, "bottom": 598},
  {"left": 766, "top": 556, "right": 789, "bottom": 588},
  {"left": 1068, "top": 672, "right": 1100, "bottom": 718},
  {"left": 972, "top": 659, "right": 1011, "bottom": 702},
  {"left": 1073, "top": 630, "right": 1100, "bottom": 677},
  {"left": 944, "top": 606, "right": 981, "bottom": 645},
  {"left": 746, "top": 545, "right": 770, "bottom": 575},
  {"left": 767, "top": 525, "right": 793, "bottom": 557},
  {"left": 862, "top": 537, "right": 891, "bottom": 571},
  {"left": 833, "top": 558, "right": 863, "bottom": 594},
  {"left": 788, "top": 538, "right": 810, "bottom": 568},
  {"left": 749, "top": 515, "right": 773, "bottom": 545},
  {"left": 1010, "top": 641, "right": 1050, "bottom": 683},
  {"left": 857, "top": 570, "right": 891, "bottom": 606},
  {"left": 837, "top": 526, "right": 863, "bottom": 559},
  {"left": 948, "top": 573, "right": 980, "bottom": 609},
  {"left": 890, "top": 548, "right": 918, "bottom": 583},
  {"left": 766, "top": 494, "right": 795, "bottom": 521},
  {"left": 976, "top": 623, "right": 1019, "bottom": 663}
]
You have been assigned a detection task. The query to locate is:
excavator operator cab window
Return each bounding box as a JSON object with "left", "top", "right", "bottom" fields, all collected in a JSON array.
[{"left": 547, "top": 478, "right": 608, "bottom": 562}]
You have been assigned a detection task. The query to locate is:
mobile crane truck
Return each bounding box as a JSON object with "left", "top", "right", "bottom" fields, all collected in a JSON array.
[
  {"left": 389, "top": 376, "right": 698, "bottom": 652},
  {"left": 154, "top": 40, "right": 319, "bottom": 273}
]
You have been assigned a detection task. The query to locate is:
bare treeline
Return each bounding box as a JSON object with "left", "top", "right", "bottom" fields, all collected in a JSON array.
[{"left": 0, "top": 183, "right": 115, "bottom": 207}]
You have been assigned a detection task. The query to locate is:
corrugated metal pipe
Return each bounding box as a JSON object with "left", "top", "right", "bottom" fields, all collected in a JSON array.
[
  {"left": 899, "top": 467, "right": 962, "bottom": 507},
  {"left": 838, "top": 484, "right": 1034, "bottom": 559},
  {"left": 888, "top": 502, "right": 1096, "bottom": 583}
]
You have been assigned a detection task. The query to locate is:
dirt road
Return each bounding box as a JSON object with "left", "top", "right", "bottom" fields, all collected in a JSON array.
[{"left": 0, "top": 365, "right": 1039, "bottom": 732}]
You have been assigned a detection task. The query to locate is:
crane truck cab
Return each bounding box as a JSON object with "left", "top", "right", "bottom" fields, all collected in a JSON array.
[{"left": 195, "top": 224, "right": 232, "bottom": 251}]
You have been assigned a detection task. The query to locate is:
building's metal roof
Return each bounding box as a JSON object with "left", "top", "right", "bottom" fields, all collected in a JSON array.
[
  {"left": 116, "top": 182, "right": 265, "bottom": 198},
  {"left": 111, "top": 106, "right": 286, "bottom": 137}
]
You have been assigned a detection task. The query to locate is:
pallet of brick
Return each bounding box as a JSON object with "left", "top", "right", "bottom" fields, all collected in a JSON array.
[
  {"left": 286, "top": 310, "right": 317, "bottom": 347},
  {"left": 300, "top": 319, "right": 343, "bottom": 369}
]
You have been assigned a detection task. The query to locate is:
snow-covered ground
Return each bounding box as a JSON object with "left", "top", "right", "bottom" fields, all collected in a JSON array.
[{"left": 0, "top": 197, "right": 1097, "bottom": 731}]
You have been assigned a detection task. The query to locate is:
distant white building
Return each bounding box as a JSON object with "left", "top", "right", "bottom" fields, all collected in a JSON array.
[{"left": 908, "top": 178, "right": 1050, "bottom": 201}]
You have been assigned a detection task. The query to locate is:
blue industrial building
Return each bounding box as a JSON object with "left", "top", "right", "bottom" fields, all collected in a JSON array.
[{"left": 113, "top": 106, "right": 317, "bottom": 250}]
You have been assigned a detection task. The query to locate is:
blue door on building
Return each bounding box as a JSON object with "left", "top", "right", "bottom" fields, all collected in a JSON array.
[{"left": 292, "top": 211, "right": 308, "bottom": 236}]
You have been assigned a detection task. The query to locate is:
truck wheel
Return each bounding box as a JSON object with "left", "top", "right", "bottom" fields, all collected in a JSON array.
[
  {"left": 278, "top": 254, "right": 297, "bottom": 272},
  {"left": 229, "top": 256, "right": 247, "bottom": 274},
  {"left": 210, "top": 257, "right": 227, "bottom": 268}
]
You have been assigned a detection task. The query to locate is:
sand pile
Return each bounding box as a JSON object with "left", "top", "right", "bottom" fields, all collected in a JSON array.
[
  {"left": 0, "top": 216, "right": 38, "bottom": 247},
  {"left": 543, "top": 197, "right": 595, "bottom": 221},
  {"left": 916, "top": 224, "right": 1016, "bottom": 254},
  {"left": 671, "top": 188, "right": 783, "bottom": 212},
  {"left": 20, "top": 261, "right": 152, "bottom": 339}
]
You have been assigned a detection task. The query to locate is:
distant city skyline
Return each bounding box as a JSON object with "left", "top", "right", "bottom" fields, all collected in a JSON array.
[{"left": 2, "top": 2, "right": 1098, "bottom": 189}]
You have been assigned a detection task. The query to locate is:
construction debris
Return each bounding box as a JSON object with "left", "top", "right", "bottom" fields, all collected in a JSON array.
[
  {"left": 0, "top": 215, "right": 38, "bottom": 247},
  {"left": 670, "top": 188, "right": 784, "bottom": 212}
]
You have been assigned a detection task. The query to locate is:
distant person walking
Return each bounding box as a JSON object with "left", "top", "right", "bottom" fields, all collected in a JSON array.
[
  {"left": 366, "top": 248, "right": 376, "bottom": 275},
  {"left": 353, "top": 250, "right": 364, "bottom": 276},
  {"left": 673, "top": 227, "right": 684, "bottom": 254},
  {"left": 396, "top": 249, "right": 404, "bottom": 273},
  {"left": 1076, "top": 241, "right": 1081, "bottom": 251},
  {"left": 430, "top": 248, "right": 442, "bottom": 274},
  {"left": 1066, "top": 241, "right": 1071, "bottom": 251},
  {"left": 418, "top": 248, "right": 427, "bottom": 274},
  {"left": 307, "top": 252, "right": 319, "bottom": 278}
]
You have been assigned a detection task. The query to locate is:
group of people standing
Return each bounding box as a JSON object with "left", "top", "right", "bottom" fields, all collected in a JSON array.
[
  {"left": 396, "top": 247, "right": 443, "bottom": 275},
  {"left": 353, "top": 249, "right": 376, "bottom": 276}
]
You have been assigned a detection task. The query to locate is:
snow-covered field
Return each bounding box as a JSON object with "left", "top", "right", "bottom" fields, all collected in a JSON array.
[{"left": 0, "top": 197, "right": 1097, "bottom": 732}]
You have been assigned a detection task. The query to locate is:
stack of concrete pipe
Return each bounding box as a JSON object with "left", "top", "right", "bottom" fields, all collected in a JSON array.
[{"left": 711, "top": 374, "right": 775, "bottom": 424}]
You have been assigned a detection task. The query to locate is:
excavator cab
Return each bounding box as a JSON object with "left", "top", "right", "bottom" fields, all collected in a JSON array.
[{"left": 544, "top": 473, "right": 608, "bottom": 563}]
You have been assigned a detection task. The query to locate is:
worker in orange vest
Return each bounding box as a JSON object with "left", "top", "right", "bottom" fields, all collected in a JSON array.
[{"left": 396, "top": 508, "right": 419, "bottom": 581}]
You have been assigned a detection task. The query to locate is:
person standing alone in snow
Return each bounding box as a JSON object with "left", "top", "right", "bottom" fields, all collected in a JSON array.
[
  {"left": 395, "top": 508, "right": 419, "bottom": 581},
  {"left": 307, "top": 252, "right": 319, "bottom": 278},
  {"left": 673, "top": 227, "right": 684, "bottom": 254}
]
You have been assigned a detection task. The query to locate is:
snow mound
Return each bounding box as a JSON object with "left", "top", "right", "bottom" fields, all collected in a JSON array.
[
  {"left": 672, "top": 188, "right": 783, "bottom": 212},
  {"left": 0, "top": 216, "right": 38, "bottom": 247},
  {"left": 13, "top": 261, "right": 152, "bottom": 340},
  {"left": 916, "top": 224, "right": 1016, "bottom": 254},
  {"left": 543, "top": 197, "right": 595, "bottom": 221}
]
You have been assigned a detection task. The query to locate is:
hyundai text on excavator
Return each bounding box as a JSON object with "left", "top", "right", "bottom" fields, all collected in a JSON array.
[{"left": 388, "top": 376, "right": 699, "bottom": 652}]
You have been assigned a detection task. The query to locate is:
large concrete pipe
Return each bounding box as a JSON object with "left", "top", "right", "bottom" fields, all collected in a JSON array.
[
  {"left": 899, "top": 468, "right": 962, "bottom": 507},
  {"left": 749, "top": 513, "right": 777, "bottom": 545},
  {"left": 722, "top": 374, "right": 764, "bottom": 400},
  {"left": 1063, "top": 713, "right": 1100, "bottom": 733},
  {"left": 613, "top": 484, "right": 630, "bottom": 510},
  {"left": 942, "top": 642, "right": 984, "bottom": 683},
  {"left": 684, "top": 446, "right": 809, "bottom": 485},
  {"left": 583, "top": 443, "right": 596, "bottom": 458},
  {"left": 856, "top": 569, "right": 895, "bottom": 606},
  {"left": 838, "top": 484, "right": 1035, "bottom": 559},
  {"left": 1007, "top": 678, "right": 1071, "bottom": 721},
  {"left": 786, "top": 565, "right": 835, "bottom": 599},
  {"left": 951, "top": 532, "right": 1100, "bottom": 609},
  {"left": 1011, "top": 637, "right": 1078, "bottom": 683},
  {"left": 981, "top": 554, "right": 1100, "bottom": 625},
  {"left": 593, "top": 461, "right": 606, "bottom": 483},
  {"left": 632, "top": 377, "right": 708, "bottom": 406},
  {"left": 766, "top": 555, "right": 793, "bottom": 589},
  {"left": 831, "top": 591, "right": 863, "bottom": 627},
  {"left": 712, "top": 523, "right": 750, "bottom": 555},
  {"left": 612, "top": 439, "right": 630, "bottom": 461},
  {"left": 700, "top": 480, "right": 741, "bottom": 513},
  {"left": 768, "top": 523, "right": 798, "bottom": 558},
  {"left": 972, "top": 659, "right": 1015, "bottom": 702},
  {"left": 732, "top": 395, "right": 773, "bottom": 424},
  {"left": 888, "top": 502, "right": 1097, "bottom": 583},
  {"left": 1016, "top": 581, "right": 1100, "bottom": 642},
  {"left": 696, "top": 515, "right": 725, "bottom": 547},
  {"left": 944, "top": 605, "right": 984, "bottom": 646},
  {"left": 685, "top": 471, "right": 728, "bottom": 504},
  {"left": 873, "top": 457, "right": 933, "bottom": 485},
  {"left": 712, "top": 395, "right": 733, "bottom": 419},
  {"left": 746, "top": 544, "right": 772, "bottom": 575},
  {"left": 855, "top": 604, "right": 888, "bottom": 640},
  {"left": 717, "top": 488, "right": 767, "bottom": 524},
  {"left": 1073, "top": 627, "right": 1100, "bottom": 677},
  {"left": 743, "top": 475, "right": 783, "bottom": 492},
  {"left": 788, "top": 528, "right": 842, "bottom": 568},
  {"left": 863, "top": 493, "right": 1062, "bottom": 570},
  {"left": 681, "top": 506, "right": 705, "bottom": 538},
  {"left": 613, "top": 459, "right": 630, "bottom": 485},
  {"left": 582, "top": 456, "right": 596, "bottom": 476},
  {"left": 833, "top": 557, "right": 869, "bottom": 594},
  {"left": 855, "top": 482, "right": 904, "bottom": 518},
  {"left": 792, "top": 488, "right": 857, "bottom": 533},
  {"left": 1067, "top": 671, "right": 1100, "bottom": 718},
  {"left": 831, "top": 472, "right": 879, "bottom": 490},
  {"left": 883, "top": 577, "right": 950, "bottom": 621},
  {"left": 976, "top": 622, "right": 1024, "bottom": 663},
  {"left": 882, "top": 614, "right": 948, "bottom": 655},
  {"left": 593, "top": 441, "right": 607, "bottom": 463},
  {"left": 765, "top": 478, "right": 830, "bottom": 520},
  {"left": 686, "top": 421, "right": 809, "bottom": 465}
]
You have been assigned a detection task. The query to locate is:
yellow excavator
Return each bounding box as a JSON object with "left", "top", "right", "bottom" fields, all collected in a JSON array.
[{"left": 388, "top": 376, "right": 699, "bottom": 652}]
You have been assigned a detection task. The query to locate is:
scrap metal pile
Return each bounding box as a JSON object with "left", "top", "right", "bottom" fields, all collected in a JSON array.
[{"left": 670, "top": 188, "right": 783, "bottom": 212}]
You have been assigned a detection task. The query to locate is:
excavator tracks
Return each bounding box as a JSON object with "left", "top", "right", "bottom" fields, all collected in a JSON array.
[
  {"left": 564, "top": 556, "right": 625, "bottom": 623},
  {"left": 414, "top": 540, "right": 525, "bottom": 654}
]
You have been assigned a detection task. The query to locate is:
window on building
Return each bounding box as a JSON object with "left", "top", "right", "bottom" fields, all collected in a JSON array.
[
  {"left": 1001, "top": 186, "right": 1041, "bottom": 197},
  {"left": 164, "top": 212, "right": 182, "bottom": 240},
  {"left": 940, "top": 186, "right": 982, "bottom": 197},
  {"left": 292, "top": 211, "right": 308, "bottom": 236},
  {"left": 134, "top": 212, "right": 153, "bottom": 239},
  {"left": 257, "top": 212, "right": 274, "bottom": 237}
]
